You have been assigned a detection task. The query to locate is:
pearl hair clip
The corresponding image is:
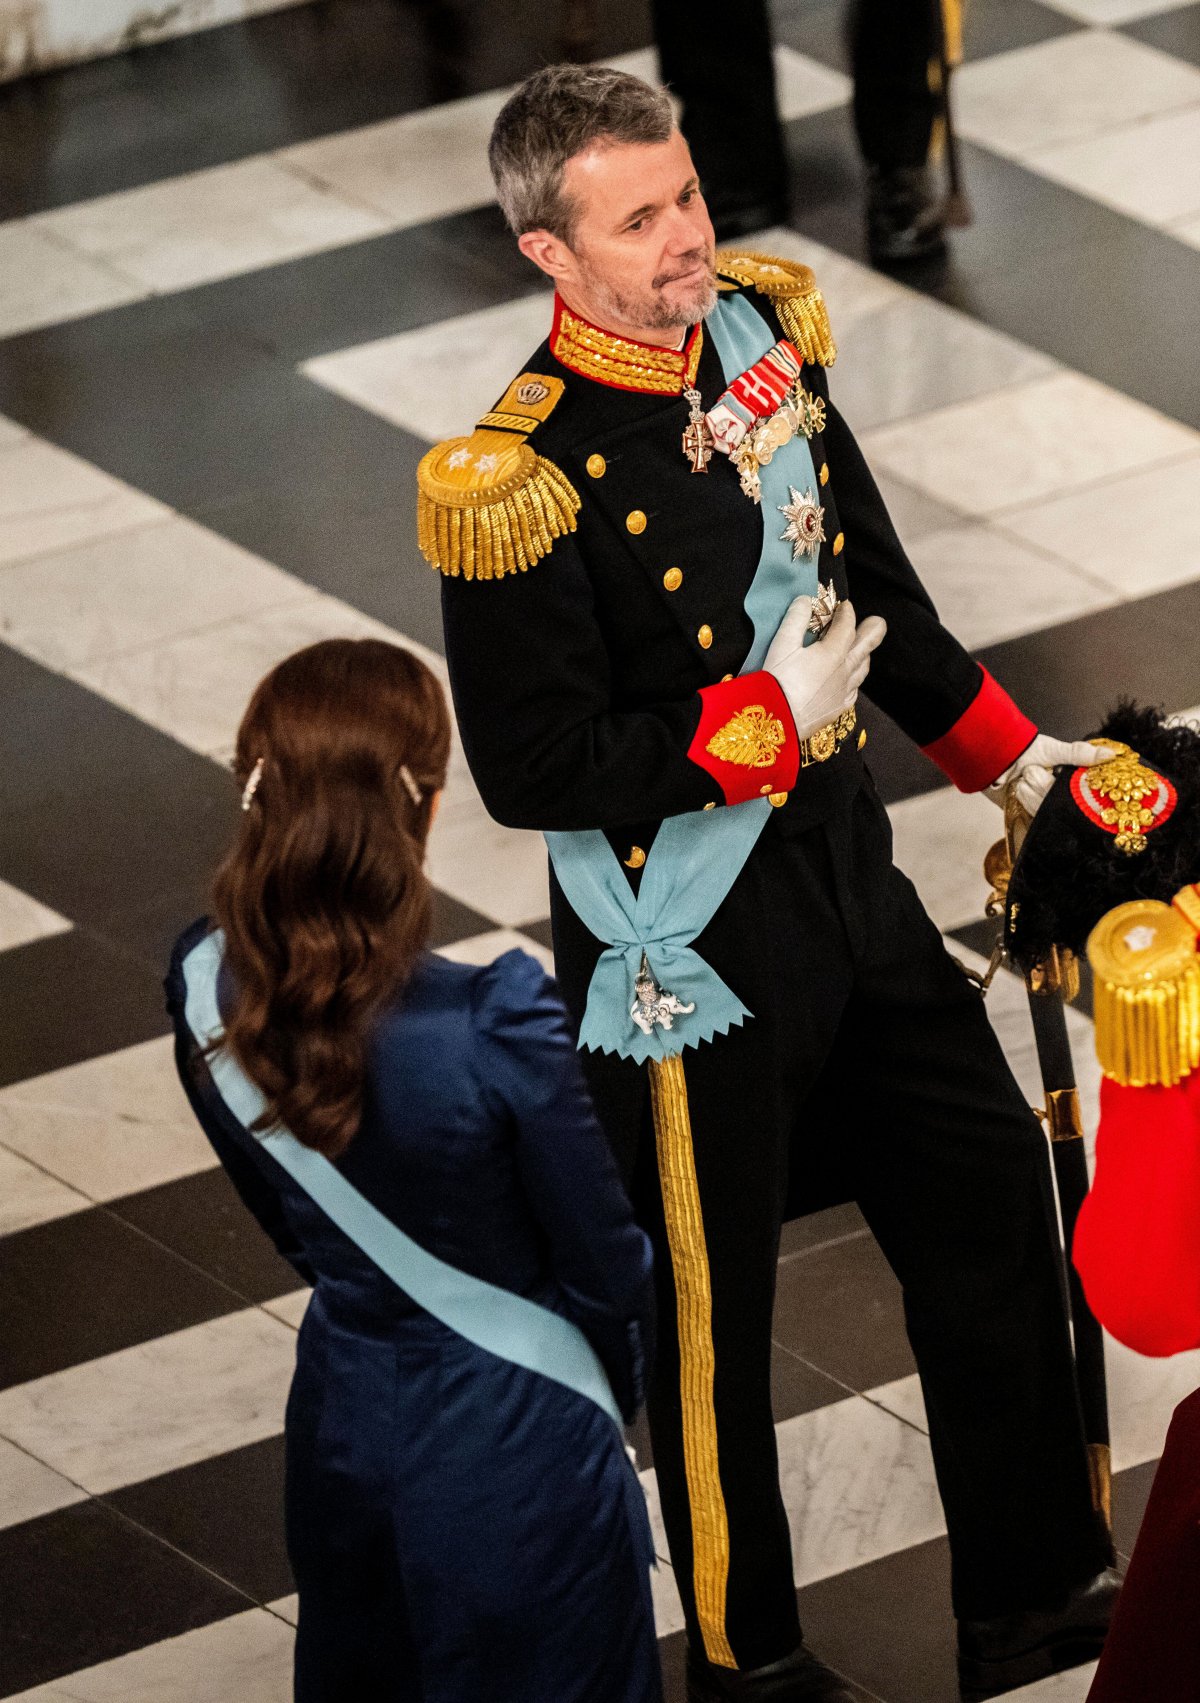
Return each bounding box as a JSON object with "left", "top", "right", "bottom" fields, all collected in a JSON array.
[
  {"left": 241, "top": 756, "right": 265, "bottom": 812},
  {"left": 399, "top": 764, "right": 423, "bottom": 808}
]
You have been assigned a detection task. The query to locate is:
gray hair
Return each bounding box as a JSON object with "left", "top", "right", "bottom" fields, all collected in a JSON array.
[{"left": 489, "top": 63, "right": 675, "bottom": 243}]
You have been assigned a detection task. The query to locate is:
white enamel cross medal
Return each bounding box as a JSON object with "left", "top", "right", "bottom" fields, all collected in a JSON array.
[{"left": 682, "top": 388, "right": 714, "bottom": 473}]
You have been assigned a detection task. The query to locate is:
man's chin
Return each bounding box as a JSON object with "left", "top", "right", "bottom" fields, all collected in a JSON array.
[{"left": 656, "top": 278, "right": 718, "bottom": 327}]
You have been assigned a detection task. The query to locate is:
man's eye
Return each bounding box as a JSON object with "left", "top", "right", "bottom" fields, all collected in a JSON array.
[
  {"left": 680, "top": 190, "right": 695, "bottom": 204},
  {"left": 627, "top": 218, "right": 646, "bottom": 233}
]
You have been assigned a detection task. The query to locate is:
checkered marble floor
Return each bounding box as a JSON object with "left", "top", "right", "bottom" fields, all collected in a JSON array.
[{"left": 1, "top": 1, "right": 1199, "bottom": 1697}]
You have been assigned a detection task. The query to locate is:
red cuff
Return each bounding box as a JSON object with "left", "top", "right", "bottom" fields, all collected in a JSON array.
[
  {"left": 688, "top": 671, "right": 800, "bottom": 805},
  {"left": 921, "top": 667, "right": 1037, "bottom": 793}
]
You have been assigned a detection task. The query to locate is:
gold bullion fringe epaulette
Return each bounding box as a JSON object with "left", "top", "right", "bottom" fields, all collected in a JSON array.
[
  {"left": 1088, "top": 896, "right": 1200, "bottom": 1087},
  {"left": 715, "top": 250, "right": 837, "bottom": 367},
  {"left": 415, "top": 372, "right": 579, "bottom": 580}
]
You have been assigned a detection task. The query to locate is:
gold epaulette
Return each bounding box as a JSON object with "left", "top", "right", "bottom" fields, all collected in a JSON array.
[
  {"left": 416, "top": 372, "right": 580, "bottom": 581},
  {"left": 1088, "top": 894, "right": 1200, "bottom": 1087},
  {"left": 715, "top": 250, "right": 837, "bottom": 367}
]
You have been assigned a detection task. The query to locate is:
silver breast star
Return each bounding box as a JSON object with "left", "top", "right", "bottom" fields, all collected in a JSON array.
[{"left": 779, "top": 487, "right": 826, "bottom": 560}]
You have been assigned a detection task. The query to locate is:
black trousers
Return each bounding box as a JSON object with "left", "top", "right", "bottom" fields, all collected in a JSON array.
[
  {"left": 652, "top": 0, "right": 943, "bottom": 199},
  {"left": 557, "top": 784, "right": 1110, "bottom": 1669}
]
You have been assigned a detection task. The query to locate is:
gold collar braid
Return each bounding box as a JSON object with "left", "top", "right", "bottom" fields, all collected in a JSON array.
[{"left": 550, "top": 297, "right": 704, "bottom": 395}]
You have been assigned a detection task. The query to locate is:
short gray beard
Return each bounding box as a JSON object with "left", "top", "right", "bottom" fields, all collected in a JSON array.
[{"left": 579, "top": 256, "right": 717, "bottom": 334}]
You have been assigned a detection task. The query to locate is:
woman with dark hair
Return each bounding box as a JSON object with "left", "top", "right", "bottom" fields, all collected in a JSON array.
[{"left": 165, "top": 638, "right": 660, "bottom": 1703}]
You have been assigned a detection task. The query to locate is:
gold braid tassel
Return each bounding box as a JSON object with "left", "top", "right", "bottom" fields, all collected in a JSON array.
[
  {"left": 772, "top": 289, "right": 837, "bottom": 370},
  {"left": 1088, "top": 898, "right": 1200, "bottom": 1088},
  {"left": 416, "top": 432, "right": 581, "bottom": 581},
  {"left": 648, "top": 1053, "right": 736, "bottom": 1669}
]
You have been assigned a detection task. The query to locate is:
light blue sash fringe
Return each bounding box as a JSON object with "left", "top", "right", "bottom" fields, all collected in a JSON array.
[{"left": 546, "top": 290, "right": 822, "bottom": 1062}]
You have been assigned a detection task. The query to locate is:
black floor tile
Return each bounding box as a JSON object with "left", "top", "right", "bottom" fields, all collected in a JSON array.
[
  {"left": 516, "top": 916, "right": 556, "bottom": 953},
  {"left": 0, "top": 1204, "right": 242, "bottom": 1389},
  {"left": 0, "top": 0, "right": 654, "bottom": 219},
  {"left": 1122, "top": 1, "right": 1200, "bottom": 66},
  {"left": 772, "top": 0, "right": 848, "bottom": 72},
  {"left": 429, "top": 888, "right": 500, "bottom": 948},
  {"left": 104, "top": 1434, "right": 293, "bottom": 1608},
  {"left": 954, "top": 0, "right": 1084, "bottom": 62},
  {"left": 0, "top": 927, "right": 169, "bottom": 1089},
  {"left": 0, "top": 1498, "right": 247, "bottom": 1696},
  {"left": 111, "top": 1169, "right": 302, "bottom": 1304},
  {"left": 773, "top": 1228, "right": 915, "bottom": 1393},
  {"left": 1112, "top": 1456, "right": 1158, "bottom": 1562}
]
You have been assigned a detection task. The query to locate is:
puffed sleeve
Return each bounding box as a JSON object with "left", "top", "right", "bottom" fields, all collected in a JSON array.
[{"left": 473, "top": 949, "right": 654, "bottom": 1421}]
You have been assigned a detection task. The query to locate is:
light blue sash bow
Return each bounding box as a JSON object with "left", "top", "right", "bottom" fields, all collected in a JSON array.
[
  {"left": 546, "top": 290, "right": 822, "bottom": 1062},
  {"left": 181, "top": 929, "right": 624, "bottom": 1430}
]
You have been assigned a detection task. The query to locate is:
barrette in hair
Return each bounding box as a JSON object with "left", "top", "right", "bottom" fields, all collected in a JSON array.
[
  {"left": 241, "top": 756, "right": 265, "bottom": 812},
  {"left": 399, "top": 764, "right": 423, "bottom": 808}
]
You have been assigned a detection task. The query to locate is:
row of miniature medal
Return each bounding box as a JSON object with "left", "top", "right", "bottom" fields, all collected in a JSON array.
[{"left": 682, "top": 335, "right": 829, "bottom": 567}]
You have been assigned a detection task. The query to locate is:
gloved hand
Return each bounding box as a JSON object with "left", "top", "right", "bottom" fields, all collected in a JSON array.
[
  {"left": 764, "top": 596, "right": 887, "bottom": 742},
  {"left": 985, "top": 734, "right": 1109, "bottom": 816}
]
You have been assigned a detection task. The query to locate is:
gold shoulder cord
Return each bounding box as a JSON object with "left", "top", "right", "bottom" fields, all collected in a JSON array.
[
  {"left": 416, "top": 373, "right": 580, "bottom": 581},
  {"left": 715, "top": 250, "right": 837, "bottom": 368},
  {"left": 1088, "top": 895, "right": 1200, "bottom": 1087},
  {"left": 648, "top": 1054, "right": 736, "bottom": 1669}
]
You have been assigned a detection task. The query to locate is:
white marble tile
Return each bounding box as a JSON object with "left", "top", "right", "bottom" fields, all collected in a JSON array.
[
  {"left": 0, "top": 413, "right": 29, "bottom": 449},
  {"left": 1042, "top": 0, "right": 1196, "bottom": 21},
  {"left": 0, "top": 437, "right": 169, "bottom": 570},
  {"left": 435, "top": 929, "right": 555, "bottom": 973},
  {"left": 751, "top": 229, "right": 905, "bottom": 334},
  {"left": 35, "top": 157, "right": 390, "bottom": 294},
  {"left": 76, "top": 590, "right": 401, "bottom": 761},
  {"left": 873, "top": 472, "right": 967, "bottom": 543},
  {"left": 4, "top": 1605, "right": 295, "bottom": 1703},
  {"left": 771, "top": 46, "right": 852, "bottom": 122},
  {"left": 997, "top": 451, "right": 1200, "bottom": 598},
  {"left": 954, "top": 30, "right": 1200, "bottom": 157},
  {"left": 0, "top": 223, "right": 142, "bottom": 341},
  {"left": 0, "top": 878, "right": 71, "bottom": 953},
  {"left": 261, "top": 1290, "right": 311, "bottom": 1330},
  {"left": 1002, "top": 1663, "right": 1098, "bottom": 1701},
  {"left": 0, "top": 0, "right": 307, "bottom": 80},
  {"left": 861, "top": 371, "right": 1199, "bottom": 516},
  {"left": 302, "top": 291, "right": 554, "bottom": 444},
  {"left": 906, "top": 523, "right": 1115, "bottom": 650},
  {"left": 0, "top": 515, "right": 314, "bottom": 672},
  {"left": 0, "top": 1435, "right": 85, "bottom": 1530},
  {"left": 0, "top": 1308, "right": 294, "bottom": 1494},
  {"left": 0, "top": 1143, "right": 90, "bottom": 1236},
  {"left": 0, "top": 1037, "right": 216, "bottom": 1203},
  {"left": 266, "top": 1594, "right": 299, "bottom": 1628},
  {"left": 886, "top": 785, "right": 1003, "bottom": 933},
  {"left": 1172, "top": 209, "right": 1200, "bottom": 248},
  {"left": 828, "top": 295, "right": 1055, "bottom": 434},
  {"left": 1030, "top": 103, "right": 1200, "bottom": 226},
  {"left": 427, "top": 789, "right": 552, "bottom": 929}
]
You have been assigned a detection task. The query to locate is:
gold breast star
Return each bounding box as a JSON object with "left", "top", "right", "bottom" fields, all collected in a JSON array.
[{"left": 779, "top": 486, "right": 826, "bottom": 559}]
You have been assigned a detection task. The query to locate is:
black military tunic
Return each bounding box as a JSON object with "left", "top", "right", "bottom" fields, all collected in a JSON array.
[{"left": 425, "top": 255, "right": 1111, "bottom": 1672}]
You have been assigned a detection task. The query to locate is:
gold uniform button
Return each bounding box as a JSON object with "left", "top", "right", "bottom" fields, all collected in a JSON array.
[
  {"left": 624, "top": 845, "right": 646, "bottom": 869},
  {"left": 663, "top": 567, "right": 683, "bottom": 591},
  {"left": 819, "top": 463, "right": 829, "bottom": 487},
  {"left": 586, "top": 454, "right": 606, "bottom": 478},
  {"left": 703, "top": 801, "right": 717, "bottom": 811},
  {"left": 768, "top": 791, "right": 789, "bottom": 808},
  {"left": 857, "top": 728, "right": 868, "bottom": 751},
  {"left": 833, "top": 531, "right": 845, "bottom": 555},
  {"left": 626, "top": 509, "right": 647, "bottom": 535},
  {"left": 697, "top": 624, "right": 713, "bottom": 649}
]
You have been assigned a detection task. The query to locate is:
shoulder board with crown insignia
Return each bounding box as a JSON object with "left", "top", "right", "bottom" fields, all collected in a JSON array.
[
  {"left": 715, "top": 250, "right": 837, "bottom": 367},
  {"left": 416, "top": 372, "right": 580, "bottom": 581}
]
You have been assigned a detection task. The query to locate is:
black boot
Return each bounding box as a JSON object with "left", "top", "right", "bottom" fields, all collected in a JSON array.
[
  {"left": 865, "top": 163, "right": 946, "bottom": 265},
  {"left": 687, "top": 1642, "right": 858, "bottom": 1702},
  {"left": 957, "top": 1567, "right": 1121, "bottom": 1701}
]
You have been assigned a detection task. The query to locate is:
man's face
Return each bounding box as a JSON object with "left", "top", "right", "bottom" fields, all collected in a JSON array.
[{"left": 556, "top": 129, "right": 717, "bottom": 335}]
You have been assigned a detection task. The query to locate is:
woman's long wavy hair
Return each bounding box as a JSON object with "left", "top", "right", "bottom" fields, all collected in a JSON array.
[{"left": 212, "top": 639, "right": 451, "bottom": 1158}]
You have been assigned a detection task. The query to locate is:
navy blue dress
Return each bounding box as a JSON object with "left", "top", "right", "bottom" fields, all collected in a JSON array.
[{"left": 166, "top": 923, "right": 660, "bottom": 1703}]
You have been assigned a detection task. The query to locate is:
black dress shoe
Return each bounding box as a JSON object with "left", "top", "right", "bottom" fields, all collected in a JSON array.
[
  {"left": 865, "top": 163, "right": 947, "bottom": 266},
  {"left": 687, "top": 1642, "right": 858, "bottom": 1701},
  {"left": 957, "top": 1567, "right": 1121, "bottom": 1700}
]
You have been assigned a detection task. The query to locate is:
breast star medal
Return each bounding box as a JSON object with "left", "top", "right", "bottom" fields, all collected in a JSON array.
[
  {"left": 806, "top": 580, "right": 838, "bottom": 636},
  {"left": 682, "top": 388, "right": 714, "bottom": 473},
  {"left": 779, "top": 487, "right": 826, "bottom": 559}
]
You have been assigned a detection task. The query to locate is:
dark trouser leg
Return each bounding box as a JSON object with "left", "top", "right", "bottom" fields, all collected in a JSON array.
[
  {"left": 847, "top": 0, "right": 940, "bottom": 168},
  {"left": 815, "top": 807, "right": 1109, "bottom": 1617}
]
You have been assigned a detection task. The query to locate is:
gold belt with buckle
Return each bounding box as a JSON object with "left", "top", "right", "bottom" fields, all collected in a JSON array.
[{"left": 799, "top": 706, "right": 857, "bottom": 768}]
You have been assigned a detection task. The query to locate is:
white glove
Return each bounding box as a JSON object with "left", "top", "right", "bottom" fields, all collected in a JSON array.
[
  {"left": 764, "top": 596, "right": 887, "bottom": 742},
  {"left": 985, "top": 734, "right": 1108, "bottom": 816}
]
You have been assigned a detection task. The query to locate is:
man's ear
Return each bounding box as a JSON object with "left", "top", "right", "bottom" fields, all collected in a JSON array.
[{"left": 517, "top": 229, "right": 573, "bottom": 282}]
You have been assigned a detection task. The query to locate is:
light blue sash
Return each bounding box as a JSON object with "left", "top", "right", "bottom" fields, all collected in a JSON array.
[
  {"left": 181, "top": 929, "right": 623, "bottom": 1430},
  {"left": 546, "top": 291, "right": 822, "bottom": 1063}
]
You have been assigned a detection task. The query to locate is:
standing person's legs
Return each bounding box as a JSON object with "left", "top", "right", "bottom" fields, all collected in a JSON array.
[{"left": 847, "top": 0, "right": 947, "bottom": 261}]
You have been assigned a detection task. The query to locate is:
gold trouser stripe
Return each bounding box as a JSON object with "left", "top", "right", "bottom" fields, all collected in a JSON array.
[
  {"left": 648, "top": 1054, "right": 736, "bottom": 1669},
  {"left": 1087, "top": 1442, "right": 1113, "bottom": 1534}
]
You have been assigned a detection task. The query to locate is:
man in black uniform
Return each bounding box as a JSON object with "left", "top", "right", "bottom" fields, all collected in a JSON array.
[{"left": 421, "top": 65, "right": 1117, "bottom": 1702}]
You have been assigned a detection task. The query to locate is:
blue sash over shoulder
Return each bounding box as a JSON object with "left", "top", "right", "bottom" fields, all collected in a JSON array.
[{"left": 546, "top": 290, "right": 822, "bottom": 1064}]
